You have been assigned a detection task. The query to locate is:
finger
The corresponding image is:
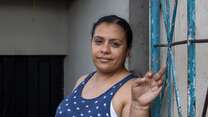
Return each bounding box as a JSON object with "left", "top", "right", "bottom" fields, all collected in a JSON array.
[
  {"left": 149, "top": 77, "right": 163, "bottom": 90},
  {"left": 158, "top": 65, "right": 166, "bottom": 76},
  {"left": 134, "top": 77, "right": 145, "bottom": 84},
  {"left": 133, "top": 77, "right": 146, "bottom": 87},
  {"left": 157, "top": 79, "right": 163, "bottom": 86},
  {"left": 154, "top": 86, "right": 163, "bottom": 96},
  {"left": 154, "top": 65, "right": 166, "bottom": 81},
  {"left": 144, "top": 71, "right": 153, "bottom": 79},
  {"left": 154, "top": 73, "right": 163, "bottom": 81},
  {"left": 151, "top": 84, "right": 163, "bottom": 93},
  {"left": 144, "top": 72, "right": 154, "bottom": 86}
]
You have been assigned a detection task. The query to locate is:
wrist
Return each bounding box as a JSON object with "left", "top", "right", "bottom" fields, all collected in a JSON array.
[
  {"left": 131, "top": 101, "right": 150, "bottom": 111},
  {"left": 130, "top": 101, "right": 150, "bottom": 117}
]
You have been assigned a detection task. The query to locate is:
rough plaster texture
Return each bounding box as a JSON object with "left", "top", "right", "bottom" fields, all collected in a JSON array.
[{"left": 129, "top": 0, "right": 149, "bottom": 76}]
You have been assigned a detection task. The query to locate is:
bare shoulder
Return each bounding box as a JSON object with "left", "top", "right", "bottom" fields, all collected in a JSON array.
[
  {"left": 73, "top": 74, "right": 88, "bottom": 90},
  {"left": 112, "top": 78, "right": 136, "bottom": 115},
  {"left": 115, "top": 78, "right": 136, "bottom": 101}
]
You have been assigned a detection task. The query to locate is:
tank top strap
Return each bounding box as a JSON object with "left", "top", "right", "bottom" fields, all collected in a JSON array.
[
  {"left": 71, "top": 71, "right": 96, "bottom": 95},
  {"left": 81, "top": 71, "right": 97, "bottom": 85},
  {"left": 104, "top": 73, "right": 135, "bottom": 100},
  {"left": 71, "top": 72, "right": 134, "bottom": 101}
]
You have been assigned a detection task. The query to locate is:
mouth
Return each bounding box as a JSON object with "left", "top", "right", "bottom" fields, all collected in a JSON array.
[{"left": 97, "top": 57, "right": 112, "bottom": 63}]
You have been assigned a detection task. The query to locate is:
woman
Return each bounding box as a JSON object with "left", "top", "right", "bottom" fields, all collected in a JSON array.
[{"left": 55, "top": 15, "right": 165, "bottom": 117}]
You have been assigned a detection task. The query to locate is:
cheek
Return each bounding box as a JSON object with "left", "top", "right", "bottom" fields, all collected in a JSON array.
[
  {"left": 91, "top": 44, "right": 97, "bottom": 54},
  {"left": 113, "top": 49, "right": 128, "bottom": 60},
  {"left": 91, "top": 46, "right": 100, "bottom": 59}
]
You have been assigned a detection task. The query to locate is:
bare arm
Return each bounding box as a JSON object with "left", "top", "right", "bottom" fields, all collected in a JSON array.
[
  {"left": 122, "top": 66, "right": 166, "bottom": 117},
  {"left": 122, "top": 101, "right": 149, "bottom": 117}
]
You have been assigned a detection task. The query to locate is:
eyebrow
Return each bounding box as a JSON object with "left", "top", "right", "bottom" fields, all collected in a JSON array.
[
  {"left": 93, "top": 36, "right": 104, "bottom": 40},
  {"left": 93, "top": 36, "right": 124, "bottom": 42}
]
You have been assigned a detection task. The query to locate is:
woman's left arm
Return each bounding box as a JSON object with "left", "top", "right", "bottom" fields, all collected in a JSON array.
[{"left": 122, "top": 66, "right": 166, "bottom": 117}]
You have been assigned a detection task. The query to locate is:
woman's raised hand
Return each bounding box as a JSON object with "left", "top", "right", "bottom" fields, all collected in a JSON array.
[{"left": 131, "top": 66, "right": 166, "bottom": 110}]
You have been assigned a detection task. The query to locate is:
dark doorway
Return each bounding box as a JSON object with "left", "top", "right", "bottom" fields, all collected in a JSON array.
[{"left": 0, "top": 56, "right": 64, "bottom": 117}]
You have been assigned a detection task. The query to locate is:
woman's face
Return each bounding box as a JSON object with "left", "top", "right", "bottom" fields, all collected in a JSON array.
[{"left": 91, "top": 22, "right": 129, "bottom": 73}]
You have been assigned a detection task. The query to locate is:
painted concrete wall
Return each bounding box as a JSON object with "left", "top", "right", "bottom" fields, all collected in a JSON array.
[
  {"left": 3, "top": 1, "right": 207, "bottom": 116},
  {"left": 160, "top": 1, "right": 208, "bottom": 116},
  {"left": 0, "top": 1, "right": 68, "bottom": 55},
  {"left": 129, "top": 0, "right": 149, "bottom": 76},
  {"left": 0, "top": 0, "right": 149, "bottom": 99},
  {"left": 64, "top": 0, "right": 129, "bottom": 95}
]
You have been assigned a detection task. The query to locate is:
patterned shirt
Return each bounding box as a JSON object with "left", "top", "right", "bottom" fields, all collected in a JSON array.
[{"left": 55, "top": 72, "right": 134, "bottom": 117}]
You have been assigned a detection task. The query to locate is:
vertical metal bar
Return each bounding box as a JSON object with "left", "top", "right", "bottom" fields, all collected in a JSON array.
[
  {"left": 202, "top": 88, "right": 208, "bottom": 117},
  {"left": 187, "top": 0, "right": 196, "bottom": 117},
  {"left": 167, "top": 52, "right": 173, "bottom": 117},
  {"left": 160, "top": 3, "right": 171, "bottom": 116},
  {"left": 150, "top": 0, "right": 161, "bottom": 116},
  {"left": 169, "top": 1, "right": 183, "bottom": 117},
  {"left": 170, "top": 50, "right": 183, "bottom": 117},
  {"left": 161, "top": 0, "right": 183, "bottom": 116}
]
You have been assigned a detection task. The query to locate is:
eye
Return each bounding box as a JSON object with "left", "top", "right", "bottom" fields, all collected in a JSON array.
[
  {"left": 93, "top": 38, "right": 103, "bottom": 45},
  {"left": 111, "top": 42, "right": 121, "bottom": 48}
]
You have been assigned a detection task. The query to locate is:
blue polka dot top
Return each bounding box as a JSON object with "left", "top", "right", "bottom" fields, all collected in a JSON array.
[{"left": 55, "top": 71, "right": 134, "bottom": 117}]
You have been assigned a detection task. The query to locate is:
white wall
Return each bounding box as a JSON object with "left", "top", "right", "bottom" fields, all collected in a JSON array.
[
  {"left": 160, "top": 0, "right": 208, "bottom": 116},
  {"left": 0, "top": 2, "right": 68, "bottom": 55},
  {"left": 64, "top": 0, "right": 129, "bottom": 95}
]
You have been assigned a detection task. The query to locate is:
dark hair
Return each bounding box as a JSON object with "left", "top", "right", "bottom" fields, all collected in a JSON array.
[{"left": 91, "top": 15, "right": 133, "bottom": 49}]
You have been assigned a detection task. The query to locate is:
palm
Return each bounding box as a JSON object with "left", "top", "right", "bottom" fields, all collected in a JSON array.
[
  {"left": 132, "top": 77, "right": 162, "bottom": 106},
  {"left": 131, "top": 66, "right": 165, "bottom": 107}
]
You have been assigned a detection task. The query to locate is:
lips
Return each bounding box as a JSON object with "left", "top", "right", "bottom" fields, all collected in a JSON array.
[{"left": 97, "top": 57, "right": 112, "bottom": 63}]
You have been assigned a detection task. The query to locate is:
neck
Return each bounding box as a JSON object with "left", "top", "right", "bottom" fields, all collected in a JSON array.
[{"left": 95, "top": 67, "right": 129, "bottom": 81}]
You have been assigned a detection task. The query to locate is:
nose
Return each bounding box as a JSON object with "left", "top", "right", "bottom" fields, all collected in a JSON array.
[{"left": 100, "top": 43, "right": 111, "bottom": 54}]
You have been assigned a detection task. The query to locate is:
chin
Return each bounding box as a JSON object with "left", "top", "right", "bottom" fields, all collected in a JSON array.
[
  {"left": 93, "top": 60, "right": 121, "bottom": 73},
  {"left": 98, "top": 69, "right": 115, "bottom": 73},
  {"left": 95, "top": 66, "right": 115, "bottom": 73}
]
